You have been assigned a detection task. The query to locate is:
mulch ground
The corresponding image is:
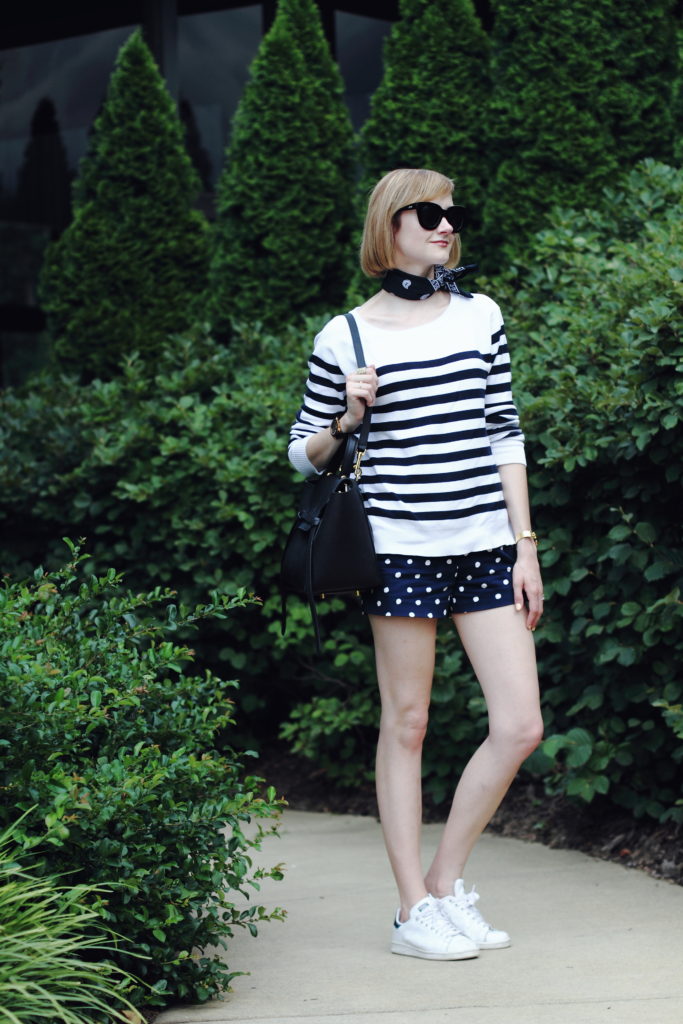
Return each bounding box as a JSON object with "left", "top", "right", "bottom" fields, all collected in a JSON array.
[{"left": 255, "top": 745, "right": 683, "bottom": 886}]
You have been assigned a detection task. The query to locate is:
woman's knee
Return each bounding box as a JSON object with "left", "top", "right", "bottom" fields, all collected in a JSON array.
[
  {"left": 490, "top": 712, "right": 544, "bottom": 760},
  {"left": 380, "top": 701, "right": 430, "bottom": 752}
]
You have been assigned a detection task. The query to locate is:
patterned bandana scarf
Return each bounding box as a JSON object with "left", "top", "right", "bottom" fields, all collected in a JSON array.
[{"left": 382, "top": 263, "right": 477, "bottom": 301}]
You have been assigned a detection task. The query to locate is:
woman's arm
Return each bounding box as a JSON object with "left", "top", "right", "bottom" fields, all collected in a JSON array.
[
  {"left": 304, "top": 365, "right": 379, "bottom": 471},
  {"left": 498, "top": 462, "right": 544, "bottom": 631}
]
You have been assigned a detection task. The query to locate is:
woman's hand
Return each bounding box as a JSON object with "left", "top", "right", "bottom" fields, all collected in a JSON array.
[
  {"left": 513, "top": 540, "right": 544, "bottom": 631},
  {"left": 342, "top": 364, "right": 379, "bottom": 431}
]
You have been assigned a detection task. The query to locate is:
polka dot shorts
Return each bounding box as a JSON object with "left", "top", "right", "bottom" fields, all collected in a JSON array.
[{"left": 362, "top": 546, "right": 517, "bottom": 619}]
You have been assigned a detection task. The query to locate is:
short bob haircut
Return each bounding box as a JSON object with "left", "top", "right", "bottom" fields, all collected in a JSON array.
[{"left": 359, "top": 168, "right": 460, "bottom": 278}]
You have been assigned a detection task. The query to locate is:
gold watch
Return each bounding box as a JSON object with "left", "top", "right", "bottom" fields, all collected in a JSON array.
[
  {"left": 515, "top": 530, "right": 538, "bottom": 545},
  {"left": 330, "top": 416, "right": 347, "bottom": 439}
]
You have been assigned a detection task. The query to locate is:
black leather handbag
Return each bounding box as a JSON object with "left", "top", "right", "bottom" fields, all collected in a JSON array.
[{"left": 280, "top": 312, "right": 381, "bottom": 652}]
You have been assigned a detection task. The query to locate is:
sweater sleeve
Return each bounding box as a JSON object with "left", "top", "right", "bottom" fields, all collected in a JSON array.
[
  {"left": 288, "top": 319, "right": 349, "bottom": 477},
  {"left": 485, "top": 303, "right": 526, "bottom": 467}
]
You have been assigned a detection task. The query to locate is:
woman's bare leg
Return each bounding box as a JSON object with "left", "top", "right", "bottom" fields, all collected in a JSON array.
[
  {"left": 370, "top": 614, "right": 437, "bottom": 921},
  {"left": 424, "top": 604, "right": 543, "bottom": 896}
]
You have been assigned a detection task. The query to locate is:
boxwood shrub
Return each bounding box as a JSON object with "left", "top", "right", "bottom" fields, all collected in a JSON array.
[{"left": 0, "top": 545, "right": 284, "bottom": 1008}]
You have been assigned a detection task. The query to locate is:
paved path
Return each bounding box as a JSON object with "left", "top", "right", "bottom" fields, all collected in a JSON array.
[{"left": 156, "top": 810, "right": 683, "bottom": 1024}]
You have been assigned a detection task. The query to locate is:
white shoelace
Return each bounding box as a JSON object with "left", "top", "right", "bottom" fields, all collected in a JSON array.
[
  {"left": 452, "top": 885, "right": 490, "bottom": 929},
  {"left": 416, "top": 901, "right": 461, "bottom": 938}
]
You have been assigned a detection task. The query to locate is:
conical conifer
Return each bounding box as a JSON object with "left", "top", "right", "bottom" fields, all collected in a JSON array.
[
  {"left": 209, "top": 0, "right": 356, "bottom": 329},
  {"left": 595, "top": 0, "right": 677, "bottom": 165},
  {"left": 482, "top": 0, "right": 677, "bottom": 266},
  {"left": 39, "top": 30, "right": 210, "bottom": 379},
  {"left": 358, "top": 0, "right": 491, "bottom": 261}
]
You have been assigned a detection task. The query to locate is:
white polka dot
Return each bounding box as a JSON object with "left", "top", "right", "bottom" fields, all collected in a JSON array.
[
  {"left": 383, "top": 586, "right": 390, "bottom": 593},
  {"left": 487, "top": 549, "right": 493, "bottom": 553},
  {"left": 436, "top": 572, "right": 443, "bottom": 579},
  {"left": 407, "top": 559, "right": 413, "bottom": 565},
  {"left": 473, "top": 596, "right": 479, "bottom": 602},
  {"left": 376, "top": 601, "right": 382, "bottom": 607},
  {"left": 415, "top": 574, "right": 421, "bottom": 579},
  {"left": 475, "top": 561, "right": 481, "bottom": 568},
  {"left": 495, "top": 594, "right": 502, "bottom": 600},
  {"left": 506, "top": 566, "right": 512, "bottom": 573},
  {"left": 427, "top": 613, "right": 433, "bottom": 618},
  {"left": 395, "top": 572, "right": 401, "bottom": 578},
  {"left": 426, "top": 587, "right": 432, "bottom": 593},
  {"left": 396, "top": 598, "right": 402, "bottom": 605},
  {"left": 489, "top": 569, "right": 495, "bottom": 575},
  {"left": 409, "top": 612, "right": 415, "bottom": 617},
  {"left": 385, "top": 558, "right": 391, "bottom": 565},
  {"left": 446, "top": 559, "right": 453, "bottom": 565},
  {"left": 435, "top": 599, "right": 441, "bottom": 605},
  {"left": 407, "top": 587, "right": 413, "bottom": 593},
  {"left": 495, "top": 558, "right": 501, "bottom": 564},
  {"left": 425, "top": 560, "right": 431, "bottom": 566},
  {"left": 481, "top": 583, "right": 487, "bottom": 589},
  {"left": 416, "top": 600, "right": 422, "bottom": 606},
  {"left": 466, "top": 575, "right": 472, "bottom": 581},
  {"left": 385, "top": 612, "right": 391, "bottom": 616},
  {"left": 503, "top": 579, "right": 509, "bottom": 585}
]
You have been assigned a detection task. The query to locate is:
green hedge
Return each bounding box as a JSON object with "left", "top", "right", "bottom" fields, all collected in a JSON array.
[
  {"left": 499, "top": 159, "right": 683, "bottom": 819},
  {"left": 0, "top": 546, "right": 284, "bottom": 1008},
  {"left": 2, "top": 162, "right": 682, "bottom": 827},
  {"left": 0, "top": 320, "right": 359, "bottom": 728}
]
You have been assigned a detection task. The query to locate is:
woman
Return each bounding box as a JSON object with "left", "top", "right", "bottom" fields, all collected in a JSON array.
[{"left": 288, "top": 168, "right": 544, "bottom": 961}]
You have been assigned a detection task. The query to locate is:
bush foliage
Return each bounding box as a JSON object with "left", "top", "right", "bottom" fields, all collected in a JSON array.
[
  {"left": 0, "top": 546, "right": 285, "bottom": 1007},
  {"left": 39, "top": 30, "right": 210, "bottom": 379},
  {"left": 2, "top": 160, "right": 683, "bottom": 826},
  {"left": 0, "top": 322, "right": 351, "bottom": 732},
  {"left": 501, "top": 159, "right": 683, "bottom": 820}
]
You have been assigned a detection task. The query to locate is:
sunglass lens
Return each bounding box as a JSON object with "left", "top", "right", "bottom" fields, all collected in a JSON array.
[
  {"left": 446, "top": 207, "right": 465, "bottom": 232},
  {"left": 415, "top": 203, "right": 465, "bottom": 232},
  {"left": 415, "top": 203, "right": 443, "bottom": 230}
]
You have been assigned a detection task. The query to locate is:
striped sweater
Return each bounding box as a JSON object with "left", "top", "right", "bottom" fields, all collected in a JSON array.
[{"left": 288, "top": 292, "right": 526, "bottom": 557}]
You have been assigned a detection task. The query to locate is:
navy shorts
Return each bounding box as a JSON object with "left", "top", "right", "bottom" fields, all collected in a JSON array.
[{"left": 362, "top": 546, "right": 517, "bottom": 619}]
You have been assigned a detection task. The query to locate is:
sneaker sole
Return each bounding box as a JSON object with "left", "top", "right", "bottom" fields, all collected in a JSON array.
[
  {"left": 478, "top": 938, "right": 511, "bottom": 950},
  {"left": 391, "top": 941, "right": 479, "bottom": 961}
]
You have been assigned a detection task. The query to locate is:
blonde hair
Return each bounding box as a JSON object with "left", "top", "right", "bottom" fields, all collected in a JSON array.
[{"left": 359, "top": 168, "right": 461, "bottom": 278}]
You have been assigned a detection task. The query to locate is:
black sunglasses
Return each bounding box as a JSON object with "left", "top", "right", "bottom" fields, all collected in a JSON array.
[{"left": 395, "top": 201, "right": 466, "bottom": 233}]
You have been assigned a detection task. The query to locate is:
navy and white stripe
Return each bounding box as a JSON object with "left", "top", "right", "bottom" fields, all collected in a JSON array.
[{"left": 288, "top": 293, "right": 526, "bottom": 557}]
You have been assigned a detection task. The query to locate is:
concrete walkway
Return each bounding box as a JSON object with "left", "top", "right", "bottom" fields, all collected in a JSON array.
[{"left": 156, "top": 810, "right": 683, "bottom": 1024}]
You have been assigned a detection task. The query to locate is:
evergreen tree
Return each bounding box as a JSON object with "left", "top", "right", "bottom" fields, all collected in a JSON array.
[
  {"left": 483, "top": 0, "right": 619, "bottom": 263},
  {"left": 39, "top": 30, "right": 210, "bottom": 379},
  {"left": 358, "top": 0, "right": 492, "bottom": 261},
  {"left": 596, "top": 0, "right": 677, "bottom": 166},
  {"left": 673, "top": 27, "right": 683, "bottom": 165},
  {"left": 209, "top": 0, "right": 356, "bottom": 329},
  {"left": 14, "top": 98, "right": 72, "bottom": 235}
]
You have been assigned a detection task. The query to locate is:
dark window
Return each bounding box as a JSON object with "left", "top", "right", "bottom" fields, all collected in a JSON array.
[
  {"left": 178, "top": 5, "right": 262, "bottom": 189},
  {"left": 335, "top": 11, "right": 392, "bottom": 129}
]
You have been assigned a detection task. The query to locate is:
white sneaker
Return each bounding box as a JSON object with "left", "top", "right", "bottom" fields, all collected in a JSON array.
[
  {"left": 391, "top": 895, "right": 479, "bottom": 960},
  {"left": 438, "top": 879, "right": 511, "bottom": 950}
]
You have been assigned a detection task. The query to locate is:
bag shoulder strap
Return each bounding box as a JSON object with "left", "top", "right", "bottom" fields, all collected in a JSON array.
[{"left": 343, "top": 312, "right": 372, "bottom": 457}]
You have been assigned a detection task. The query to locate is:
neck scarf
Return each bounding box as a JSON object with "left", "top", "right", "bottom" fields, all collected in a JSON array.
[{"left": 382, "top": 263, "right": 477, "bottom": 301}]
